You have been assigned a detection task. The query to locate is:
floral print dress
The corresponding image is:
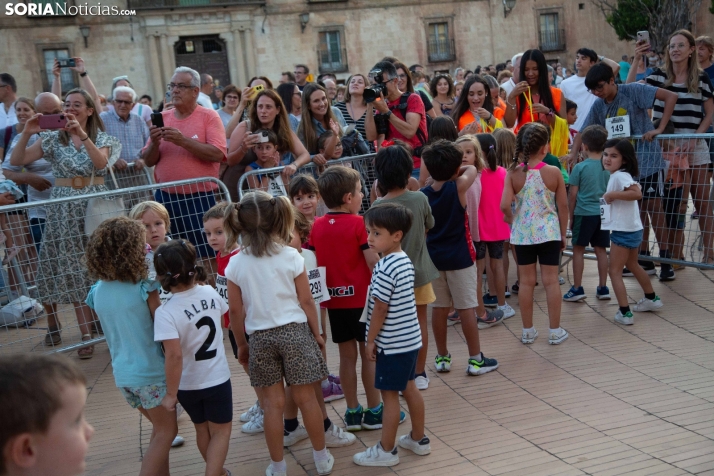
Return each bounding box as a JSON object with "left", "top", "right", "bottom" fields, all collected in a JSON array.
[
  {"left": 37, "top": 130, "right": 121, "bottom": 303},
  {"left": 510, "top": 162, "right": 561, "bottom": 246}
]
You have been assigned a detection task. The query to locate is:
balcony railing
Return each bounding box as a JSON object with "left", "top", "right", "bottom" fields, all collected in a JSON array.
[
  {"left": 317, "top": 48, "right": 349, "bottom": 74},
  {"left": 539, "top": 28, "right": 566, "bottom": 52},
  {"left": 127, "top": 0, "right": 264, "bottom": 9},
  {"left": 428, "top": 38, "right": 456, "bottom": 63}
]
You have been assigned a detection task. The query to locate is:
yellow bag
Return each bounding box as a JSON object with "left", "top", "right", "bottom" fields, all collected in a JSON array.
[{"left": 550, "top": 115, "right": 569, "bottom": 158}]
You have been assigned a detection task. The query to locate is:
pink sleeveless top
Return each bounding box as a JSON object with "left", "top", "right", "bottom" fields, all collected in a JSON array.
[{"left": 478, "top": 166, "right": 510, "bottom": 242}]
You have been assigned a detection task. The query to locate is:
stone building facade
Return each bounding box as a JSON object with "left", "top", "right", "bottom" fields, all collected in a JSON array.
[{"left": 1, "top": 0, "right": 713, "bottom": 103}]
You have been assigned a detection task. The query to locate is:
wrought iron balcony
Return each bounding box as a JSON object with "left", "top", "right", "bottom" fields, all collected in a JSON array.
[
  {"left": 539, "top": 28, "right": 566, "bottom": 52},
  {"left": 428, "top": 38, "right": 456, "bottom": 63},
  {"left": 317, "top": 48, "right": 349, "bottom": 74}
]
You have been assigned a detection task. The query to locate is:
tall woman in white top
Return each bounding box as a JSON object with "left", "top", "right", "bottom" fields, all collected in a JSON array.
[{"left": 224, "top": 192, "right": 334, "bottom": 476}]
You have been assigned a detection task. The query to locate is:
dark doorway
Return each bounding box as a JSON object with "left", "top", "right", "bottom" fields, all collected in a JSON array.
[{"left": 174, "top": 36, "right": 230, "bottom": 104}]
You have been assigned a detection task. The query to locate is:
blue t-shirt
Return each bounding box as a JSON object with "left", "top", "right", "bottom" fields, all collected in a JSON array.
[
  {"left": 86, "top": 279, "right": 165, "bottom": 388},
  {"left": 569, "top": 158, "right": 611, "bottom": 216},
  {"left": 421, "top": 180, "right": 476, "bottom": 271},
  {"left": 582, "top": 83, "right": 664, "bottom": 179},
  {"left": 619, "top": 61, "right": 631, "bottom": 82}
]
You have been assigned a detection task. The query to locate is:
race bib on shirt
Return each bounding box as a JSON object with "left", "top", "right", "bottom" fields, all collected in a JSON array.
[
  {"left": 600, "top": 198, "right": 611, "bottom": 224},
  {"left": 215, "top": 274, "right": 228, "bottom": 304},
  {"left": 268, "top": 174, "right": 287, "bottom": 197},
  {"left": 606, "top": 115, "right": 631, "bottom": 139},
  {"left": 307, "top": 267, "right": 330, "bottom": 304}
]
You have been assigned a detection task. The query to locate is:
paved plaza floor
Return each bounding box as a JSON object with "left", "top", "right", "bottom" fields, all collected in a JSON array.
[{"left": 33, "top": 258, "right": 714, "bottom": 475}]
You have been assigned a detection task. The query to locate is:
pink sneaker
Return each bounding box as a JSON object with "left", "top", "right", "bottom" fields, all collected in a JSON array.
[
  {"left": 328, "top": 373, "right": 340, "bottom": 385},
  {"left": 322, "top": 381, "right": 345, "bottom": 402}
]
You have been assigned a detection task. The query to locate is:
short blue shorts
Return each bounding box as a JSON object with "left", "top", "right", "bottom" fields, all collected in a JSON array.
[
  {"left": 119, "top": 382, "right": 167, "bottom": 410},
  {"left": 155, "top": 190, "right": 216, "bottom": 258},
  {"left": 610, "top": 229, "right": 644, "bottom": 249},
  {"left": 375, "top": 349, "right": 418, "bottom": 391}
]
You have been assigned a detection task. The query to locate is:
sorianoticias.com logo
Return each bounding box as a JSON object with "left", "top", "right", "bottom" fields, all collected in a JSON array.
[{"left": 5, "top": 2, "right": 136, "bottom": 16}]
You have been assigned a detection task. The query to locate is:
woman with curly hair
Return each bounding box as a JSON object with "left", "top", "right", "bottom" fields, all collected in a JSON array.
[{"left": 85, "top": 216, "right": 178, "bottom": 476}]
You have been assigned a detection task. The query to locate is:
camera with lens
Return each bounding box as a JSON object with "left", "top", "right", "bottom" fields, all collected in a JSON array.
[{"left": 364, "top": 68, "right": 389, "bottom": 103}]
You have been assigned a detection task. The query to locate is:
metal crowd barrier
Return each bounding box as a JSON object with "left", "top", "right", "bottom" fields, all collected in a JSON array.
[
  {"left": 105, "top": 162, "right": 155, "bottom": 210},
  {"left": 0, "top": 177, "right": 231, "bottom": 355},
  {"left": 237, "top": 154, "right": 377, "bottom": 216},
  {"left": 565, "top": 133, "right": 714, "bottom": 271}
]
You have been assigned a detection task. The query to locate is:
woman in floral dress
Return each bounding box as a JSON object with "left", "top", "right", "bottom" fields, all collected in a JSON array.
[{"left": 10, "top": 88, "right": 120, "bottom": 358}]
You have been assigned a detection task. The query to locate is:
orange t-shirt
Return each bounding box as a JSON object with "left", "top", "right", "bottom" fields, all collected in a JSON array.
[
  {"left": 457, "top": 110, "right": 502, "bottom": 133},
  {"left": 144, "top": 106, "right": 227, "bottom": 194},
  {"left": 494, "top": 98, "right": 506, "bottom": 121},
  {"left": 515, "top": 87, "right": 562, "bottom": 133}
]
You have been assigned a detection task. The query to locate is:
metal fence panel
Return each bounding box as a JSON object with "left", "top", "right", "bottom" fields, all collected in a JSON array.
[
  {"left": 238, "top": 154, "right": 377, "bottom": 216},
  {"left": 0, "top": 177, "right": 231, "bottom": 356}
]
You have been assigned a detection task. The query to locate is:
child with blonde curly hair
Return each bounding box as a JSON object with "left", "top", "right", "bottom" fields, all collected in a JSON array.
[{"left": 85, "top": 217, "right": 177, "bottom": 476}]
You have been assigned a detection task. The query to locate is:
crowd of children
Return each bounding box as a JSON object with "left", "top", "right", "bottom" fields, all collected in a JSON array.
[{"left": 1, "top": 116, "right": 677, "bottom": 476}]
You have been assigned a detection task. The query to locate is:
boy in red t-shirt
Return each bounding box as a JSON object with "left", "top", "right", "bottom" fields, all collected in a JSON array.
[{"left": 309, "top": 167, "right": 386, "bottom": 431}]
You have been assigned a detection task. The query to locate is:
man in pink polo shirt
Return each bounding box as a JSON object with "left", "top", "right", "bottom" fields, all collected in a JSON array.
[{"left": 143, "top": 66, "right": 226, "bottom": 259}]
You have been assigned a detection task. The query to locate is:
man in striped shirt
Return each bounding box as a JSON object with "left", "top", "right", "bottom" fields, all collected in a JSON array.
[{"left": 355, "top": 202, "right": 431, "bottom": 467}]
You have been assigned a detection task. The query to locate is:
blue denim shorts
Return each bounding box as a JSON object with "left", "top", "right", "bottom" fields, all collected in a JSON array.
[
  {"left": 119, "top": 381, "right": 167, "bottom": 410},
  {"left": 375, "top": 349, "right": 418, "bottom": 391},
  {"left": 610, "top": 230, "right": 644, "bottom": 249}
]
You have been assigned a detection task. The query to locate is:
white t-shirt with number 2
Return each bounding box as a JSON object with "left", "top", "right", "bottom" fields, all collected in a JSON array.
[{"left": 154, "top": 285, "right": 230, "bottom": 391}]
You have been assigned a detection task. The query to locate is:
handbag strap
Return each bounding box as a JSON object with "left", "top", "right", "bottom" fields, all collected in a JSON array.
[{"left": 88, "top": 166, "right": 119, "bottom": 188}]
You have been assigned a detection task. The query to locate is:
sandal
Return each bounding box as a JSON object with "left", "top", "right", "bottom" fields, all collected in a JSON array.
[
  {"left": 44, "top": 324, "right": 62, "bottom": 346},
  {"left": 78, "top": 334, "right": 94, "bottom": 359},
  {"left": 2, "top": 246, "right": 20, "bottom": 265}
]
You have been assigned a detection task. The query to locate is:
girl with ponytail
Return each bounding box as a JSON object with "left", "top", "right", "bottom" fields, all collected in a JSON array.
[
  {"left": 152, "top": 239, "right": 233, "bottom": 476},
  {"left": 501, "top": 123, "right": 569, "bottom": 345},
  {"left": 223, "top": 191, "right": 335, "bottom": 476}
]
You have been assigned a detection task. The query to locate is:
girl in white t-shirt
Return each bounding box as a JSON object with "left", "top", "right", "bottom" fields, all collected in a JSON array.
[
  {"left": 224, "top": 192, "right": 334, "bottom": 476},
  {"left": 153, "top": 240, "right": 232, "bottom": 476},
  {"left": 601, "top": 139, "right": 663, "bottom": 326}
]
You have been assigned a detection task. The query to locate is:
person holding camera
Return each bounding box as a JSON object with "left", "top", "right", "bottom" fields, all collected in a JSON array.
[{"left": 364, "top": 61, "right": 428, "bottom": 182}]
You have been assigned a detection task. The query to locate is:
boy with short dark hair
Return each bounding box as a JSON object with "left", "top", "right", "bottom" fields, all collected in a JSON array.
[
  {"left": 374, "top": 144, "right": 438, "bottom": 390},
  {"left": 245, "top": 129, "right": 283, "bottom": 193},
  {"left": 420, "top": 139, "right": 499, "bottom": 376},
  {"left": 309, "top": 167, "right": 391, "bottom": 431},
  {"left": 566, "top": 99, "right": 578, "bottom": 146},
  {"left": 564, "top": 125, "right": 612, "bottom": 302},
  {"left": 353, "top": 202, "right": 430, "bottom": 467},
  {"left": 0, "top": 354, "right": 93, "bottom": 476}
]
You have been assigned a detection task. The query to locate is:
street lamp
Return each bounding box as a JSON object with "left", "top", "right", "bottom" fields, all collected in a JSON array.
[
  {"left": 79, "top": 25, "right": 90, "bottom": 48},
  {"left": 503, "top": 0, "right": 516, "bottom": 17},
  {"left": 300, "top": 12, "right": 309, "bottom": 33}
]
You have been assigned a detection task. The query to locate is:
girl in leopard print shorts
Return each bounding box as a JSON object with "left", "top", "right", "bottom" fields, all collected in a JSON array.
[{"left": 223, "top": 192, "right": 334, "bottom": 476}]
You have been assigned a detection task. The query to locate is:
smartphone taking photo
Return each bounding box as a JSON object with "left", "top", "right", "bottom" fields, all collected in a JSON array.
[
  {"left": 150, "top": 112, "right": 164, "bottom": 128},
  {"left": 38, "top": 114, "right": 67, "bottom": 130}
]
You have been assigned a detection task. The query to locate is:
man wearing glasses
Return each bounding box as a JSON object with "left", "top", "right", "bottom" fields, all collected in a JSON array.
[
  {"left": 100, "top": 86, "right": 150, "bottom": 172},
  {"left": 0, "top": 73, "right": 18, "bottom": 130},
  {"left": 142, "top": 66, "right": 227, "bottom": 266},
  {"left": 294, "top": 64, "right": 311, "bottom": 92}
]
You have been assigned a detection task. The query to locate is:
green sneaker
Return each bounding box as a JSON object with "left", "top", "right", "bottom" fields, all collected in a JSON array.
[
  {"left": 362, "top": 403, "right": 407, "bottom": 430},
  {"left": 344, "top": 405, "right": 363, "bottom": 431},
  {"left": 435, "top": 354, "right": 451, "bottom": 372}
]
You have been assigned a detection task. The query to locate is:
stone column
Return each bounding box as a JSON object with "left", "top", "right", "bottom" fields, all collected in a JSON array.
[
  {"left": 244, "top": 27, "right": 256, "bottom": 78},
  {"left": 159, "top": 34, "right": 174, "bottom": 84},
  {"left": 146, "top": 34, "right": 164, "bottom": 102},
  {"left": 219, "top": 31, "right": 240, "bottom": 87},
  {"left": 232, "top": 28, "right": 247, "bottom": 86}
]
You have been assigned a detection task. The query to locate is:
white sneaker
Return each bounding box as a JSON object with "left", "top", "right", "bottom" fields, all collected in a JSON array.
[
  {"left": 353, "top": 442, "right": 399, "bottom": 467},
  {"left": 240, "top": 400, "right": 260, "bottom": 422},
  {"left": 265, "top": 464, "right": 286, "bottom": 476},
  {"left": 325, "top": 423, "right": 356, "bottom": 447},
  {"left": 614, "top": 310, "right": 634, "bottom": 325},
  {"left": 522, "top": 328, "right": 538, "bottom": 344},
  {"left": 241, "top": 410, "right": 264, "bottom": 434},
  {"left": 171, "top": 435, "right": 185, "bottom": 447},
  {"left": 632, "top": 296, "right": 663, "bottom": 312},
  {"left": 548, "top": 328, "right": 569, "bottom": 345},
  {"left": 434, "top": 354, "right": 451, "bottom": 372},
  {"left": 315, "top": 452, "right": 335, "bottom": 475},
  {"left": 283, "top": 425, "right": 309, "bottom": 447},
  {"left": 497, "top": 303, "right": 515, "bottom": 319},
  {"left": 398, "top": 433, "right": 431, "bottom": 455},
  {"left": 559, "top": 276, "right": 565, "bottom": 285},
  {"left": 415, "top": 374, "right": 429, "bottom": 390}
]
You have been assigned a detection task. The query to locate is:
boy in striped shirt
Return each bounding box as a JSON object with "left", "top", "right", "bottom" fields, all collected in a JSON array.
[{"left": 354, "top": 203, "right": 430, "bottom": 467}]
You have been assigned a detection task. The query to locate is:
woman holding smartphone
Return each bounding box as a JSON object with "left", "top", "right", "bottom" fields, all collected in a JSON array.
[
  {"left": 227, "top": 89, "right": 310, "bottom": 188},
  {"left": 10, "top": 88, "right": 121, "bottom": 358}
]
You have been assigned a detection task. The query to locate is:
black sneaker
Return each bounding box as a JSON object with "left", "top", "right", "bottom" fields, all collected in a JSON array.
[
  {"left": 640, "top": 260, "right": 656, "bottom": 275},
  {"left": 659, "top": 264, "right": 675, "bottom": 281},
  {"left": 622, "top": 267, "right": 634, "bottom": 277}
]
